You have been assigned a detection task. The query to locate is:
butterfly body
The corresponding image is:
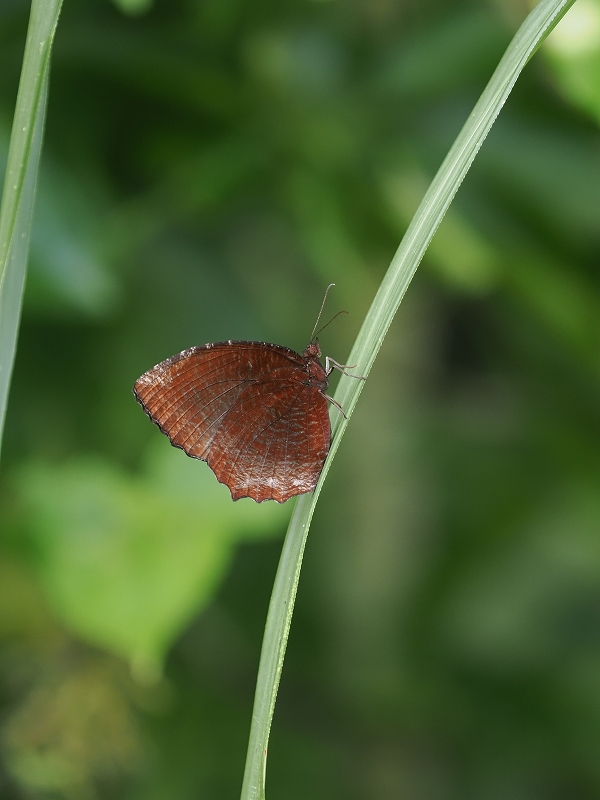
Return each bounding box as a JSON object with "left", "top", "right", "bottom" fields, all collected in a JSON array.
[{"left": 134, "top": 340, "right": 332, "bottom": 503}]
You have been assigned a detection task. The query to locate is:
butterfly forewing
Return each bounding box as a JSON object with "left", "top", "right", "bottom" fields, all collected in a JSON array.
[{"left": 133, "top": 341, "right": 331, "bottom": 502}]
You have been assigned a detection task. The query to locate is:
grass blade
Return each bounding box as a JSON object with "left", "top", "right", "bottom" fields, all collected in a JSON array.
[
  {"left": 240, "top": 1, "right": 578, "bottom": 797},
  {"left": 0, "top": 0, "right": 64, "bottom": 453}
]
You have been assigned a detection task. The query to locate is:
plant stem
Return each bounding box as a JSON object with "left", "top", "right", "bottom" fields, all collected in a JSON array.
[
  {"left": 239, "top": 492, "right": 314, "bottom": 800},
  {"left": 239, "top": 1, "right": 578, "bottom": 798},
  {"left": 0, "top": 0, "right": 64, "bottom": 453}
]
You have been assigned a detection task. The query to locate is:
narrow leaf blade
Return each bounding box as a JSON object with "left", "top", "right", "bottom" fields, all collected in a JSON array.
[
  {"left": 240, "top": 1, "right": 579, "bottom": 798},
  {"left": 0, "top": 0, "right": 64, "bottom": 452}
]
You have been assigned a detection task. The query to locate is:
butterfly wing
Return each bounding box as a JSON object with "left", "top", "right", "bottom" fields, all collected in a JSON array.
[
  {"left": 133, "top": 341, "right": 331, "bottom": 502},
  {"left": 206, "top": 378, "right": 330, "bottom": 503}
]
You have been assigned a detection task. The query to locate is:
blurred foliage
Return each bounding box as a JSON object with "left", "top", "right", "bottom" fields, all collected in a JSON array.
[
  {"left": 17, "top": 439, "right": 287, "bottom": 682},
  {"left": 545, "top": 0, "right": 600, "bottom": 122},
  {"left": 0, "top": 0, "right": 600, "bottom": 798}
]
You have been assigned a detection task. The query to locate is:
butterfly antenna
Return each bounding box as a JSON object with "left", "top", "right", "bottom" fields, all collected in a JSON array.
[
  {"left": 311, "top": 283, "right": 336, "bottom": 342},
  {"left": 313, "top": 310, "right": 349, "bottom": 339}
]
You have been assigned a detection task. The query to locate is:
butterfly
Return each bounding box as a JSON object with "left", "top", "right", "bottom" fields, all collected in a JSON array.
[{"left": 133, "top": 286, "right": 364, "bottom": 503}]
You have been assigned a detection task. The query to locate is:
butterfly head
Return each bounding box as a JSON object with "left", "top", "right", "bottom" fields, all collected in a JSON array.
[{"left": 304, "top": 339, "right": 321, "bottom": 359}]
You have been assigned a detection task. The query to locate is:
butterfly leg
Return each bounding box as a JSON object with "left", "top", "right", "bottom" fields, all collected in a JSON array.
[
  {"left": 322, "top": 393, "right": 348, "bottom": 419},
  {"left": 325, "top": 357, "right": 367, "bottom": 380}
]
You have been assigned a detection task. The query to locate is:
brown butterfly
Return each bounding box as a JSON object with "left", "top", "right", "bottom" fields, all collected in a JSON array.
[{"left": 133, "top": 286, "right": 364, "bottom": 503}]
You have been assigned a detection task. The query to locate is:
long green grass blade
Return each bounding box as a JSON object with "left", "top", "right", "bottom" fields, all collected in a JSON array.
[
  {"left": 240, "top": 1, "right": 578, "bottom": 798},
  {"left": 0, "top": 0, "right": 64, "bottom": 453}
]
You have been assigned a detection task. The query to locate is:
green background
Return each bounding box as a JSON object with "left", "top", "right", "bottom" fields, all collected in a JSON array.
[{"left": 1, "top": 0, "right": 600, "bottom": 797}]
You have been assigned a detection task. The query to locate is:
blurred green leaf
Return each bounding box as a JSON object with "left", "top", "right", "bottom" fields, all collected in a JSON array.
[
  {"left": 287, "top": 170, "right": 369, "bottom": 287},
  {"left": 441, "top": 481, "right": 600, "bottom": 670},
  {"left": 25, "top": 159, "right": 119, "bottom": 319},
  {"left": 0, "top": 559, "right": 54, "bottom": 640},
  {"left": 504, "top": 246, "right": 600, "bottom": 368},
  {"left": 477, "top": 116, "right": 600, "bottom": 241},
  {"left": 377, "top": 9, "right": 510, "bottom": 99},
  {"left": 60, "top": 29, "right": 237, "bottom": 116},
  {"left": 17, "top": 439, "right": 288, "bottom": 681},
  {"left": 380, "top": 161, "right": 500, "bottom": 293},
  {"left": 244, "top": 29, "right": 344, "bottom": 95},
  {"left": 544, "top": 0, "right": 600, "bottom": 123},
  {"left": 110, "top": 0, "right": 154, "bottom": 16},
  {"left": 3, "top": 656, "right": 143, "bottom": 798}
]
